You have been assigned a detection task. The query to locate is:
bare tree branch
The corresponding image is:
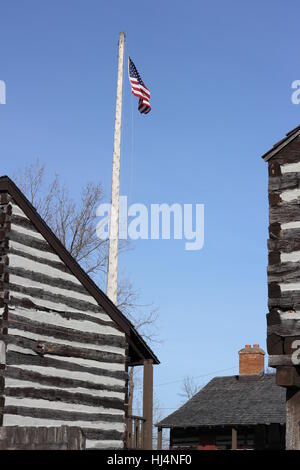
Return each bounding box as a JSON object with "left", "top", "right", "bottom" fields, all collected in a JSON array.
[
  {"left": 117, "top": 278, "right": 160, "bottom": 343},
  {"left": 14, "top": 160, "right": 159, "bottom": 341},
  {"left": 14, "top": 159, "right": 108, "bottom": 280},
  {"left": 14, "top": 160, "right": 160, "bottom": 427},
  {"left": 178, "top": 376, "right": 201, "bottom": 402}
]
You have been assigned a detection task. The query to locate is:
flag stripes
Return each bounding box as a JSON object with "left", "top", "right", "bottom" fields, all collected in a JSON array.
[{"left": 128, "top": 56, "right": 151, "bottom": 114}]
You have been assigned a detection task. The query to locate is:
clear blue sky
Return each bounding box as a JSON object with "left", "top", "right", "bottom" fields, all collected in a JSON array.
[{"left": 1, "top": 0, "right": 300, "bottom": 417}]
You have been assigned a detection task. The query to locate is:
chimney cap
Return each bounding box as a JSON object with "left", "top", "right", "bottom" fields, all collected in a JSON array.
[{"left": 239, "top": 344, "right": 265, "bottom": 355}]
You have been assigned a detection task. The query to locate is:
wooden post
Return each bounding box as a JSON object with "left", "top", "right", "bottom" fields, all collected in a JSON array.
[
  {"left": 142, "top": 359, "right": 153, "bottom": 449},
  {"left": 106, "top": 32, "right": 125, "bottom": 304},
  {"left": 134, "top": 418, "right": 140, "bottom": 449},
  {"left": 157, "top": 426, "right": 162, "bottom": 450},
  {"left": 126, "top": 417, "right": 132, "bottom": 449},
  {"left": 231, "top": 427, "right": 237, "bottom": 450},
  {"left": 286, "top": 388, "right": 300, "bottom": 449},
  {"left": 131, "top": 418, "right": 136, "bottom": 449}
]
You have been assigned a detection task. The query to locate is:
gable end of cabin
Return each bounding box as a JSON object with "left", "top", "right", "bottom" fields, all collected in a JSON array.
[{"left": 0, "top": 189, "right": 127, "bottom": 450}]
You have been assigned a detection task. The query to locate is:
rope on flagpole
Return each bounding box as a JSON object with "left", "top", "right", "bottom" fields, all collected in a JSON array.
[
  {"left": 125, "top": 40, "right": 135, "bottom": 206},
  {"left": 123, "top": 37, "right": 136, "bottom": 207},
  {"left": 129, "top": 91, "right": 135, "bottom": 205}
]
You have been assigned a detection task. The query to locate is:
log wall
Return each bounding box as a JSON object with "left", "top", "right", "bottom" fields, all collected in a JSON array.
[
  {"left": 0, "top": 425, "right": 86, "bottom": 450},
  {"left": 0, "top": 192, "right": 126, "bottom": 449},
  {"left": 267, "top": 136, "right": 300, "bottom": 366}
]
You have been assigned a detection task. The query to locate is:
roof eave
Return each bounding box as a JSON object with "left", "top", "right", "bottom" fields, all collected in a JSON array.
[{"left": 261, "top": 128, "right": 300, "bottom": 162}]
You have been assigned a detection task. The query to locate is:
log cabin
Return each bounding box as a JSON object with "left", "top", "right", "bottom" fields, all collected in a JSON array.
[
  {"left": 0, "top": 176, "right": 159, "bottom": 450},
  {"left": 157, "top": 345, "right": 286, "bottom": 450},
  {"left": 262, "top": 124, "right": 300, "bottom": 449}
]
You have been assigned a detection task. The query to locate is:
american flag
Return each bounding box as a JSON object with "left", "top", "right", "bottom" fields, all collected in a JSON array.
[{"left": 128, "top": 57, "right": 151, "bottom": 114}]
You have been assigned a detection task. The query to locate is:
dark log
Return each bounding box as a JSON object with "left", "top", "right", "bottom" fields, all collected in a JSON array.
[
  {"left": 269, "top": 193, "right": 281, "bottom": 207},
  {"left": 0, "top": 376, "right": 4, "bottom": 393},
  {"left": 276, "top": 366, "right": 300, "bottom": 387},
  {"left": 9, "top": 230, "right": 55, "bottom": 256},
  {"left": 266, "top": 310, "right": 281, "bottom": 326},
  {"left": 278, "top": 229, "right": 300, "bottom": 240},
  {"left": 4, "top": 387, "right": 124, "bottom": 410},
  {"left": 268, "top": 263, "right": 300, "bottom": 283},
  {"left": 0, "top": 193, "right": 10, "bottom": 205},
  {"left": 9, "top": 283, "right": 101, "bottom": 314},
  {"left": 269, "top": 173, "right": 300, "bottom": 191},
  {"left": 4, "top": 405, "right": 124, "bottom": 423},
  {"left": 5, "top": 366, "right": 125, "bottom": 394},
  {"left": 1, "top": 334, "right": 125, "bottom": 364},
  {"left": 268, "top": 239, "right": 300, "bottom": 253},
  {"left": 4, "top": 313, "right": 125, "bottom": 348},
  {"left": 9, "top": 243, "right": 70, "bottom": 273},
  {"left": 10, "top": 266, "right": 90, "bottom": 296},
  {"left": 267, "top": 333, "right": 284, "bottom": 355},
  {"left": 268, "top": 292, "right": 300, "bottom": 311},
  {"left": 268, "top": 161, "right": 282, "bottom": 177},
  {"left": 268, "top": 251, "right": 280, "bottom": 265},
  {"left": 269, "top": 322, "right": 300, "bottom": 337},
  {"left": 268, "top": 355, "right": 292, "bottom": 367},
  {"left": 270, "top": 202, "right": 300, "bottom": 225},
  {"left": 268, "top": 282, "right": 281, "bottom": 298},
  {"left": 9, "top": 298, "right": 118, "bottom": 330},
  {"left": 11, "top": 214, "right": 43, "bottom": 232},
  {"left": 6, "top": 350, "right": 126, "bottom": 381}
]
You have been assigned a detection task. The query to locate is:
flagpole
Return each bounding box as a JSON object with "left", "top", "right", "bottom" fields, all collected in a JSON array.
[{"left": 106, "top": 32, "right": 125, "bottom": 304}]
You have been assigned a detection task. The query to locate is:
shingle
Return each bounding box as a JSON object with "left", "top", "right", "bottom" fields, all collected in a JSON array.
[{"left": 158, "top": 374, "right": 286, "bottom": 428}]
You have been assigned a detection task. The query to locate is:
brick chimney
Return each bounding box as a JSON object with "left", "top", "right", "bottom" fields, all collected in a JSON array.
[{"left": 239, "top": 344, "right": 265, "bottom": 375}]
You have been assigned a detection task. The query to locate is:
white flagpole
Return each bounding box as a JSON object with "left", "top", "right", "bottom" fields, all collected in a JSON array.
[{"left": 106, "top": 32, "right": 125, "bottom": 304}]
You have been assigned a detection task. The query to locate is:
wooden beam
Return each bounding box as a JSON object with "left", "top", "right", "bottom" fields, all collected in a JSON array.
[
  {"left": 231, "top": 427, "right": 237, "bottom": 450},
  {"left": 286, "top": 388, "right": 300, "bottom": 449},
  {"left": 157, "top": 426, "right": 162, "bottom": 450},
  {"left": 269, "top": 354, "right": 292, "bottom": 367},
  {"left": 277, "top": 366, "right": 300, "bottom": 388},
  {"left": 267, "top": 333, "right": 284, "bottom": 355},
  {"left": 126, "top": 418, "right": 132, "bottom": 449},
  {"left": 142, "top": 359, "right": 153, "bottom": 449}
]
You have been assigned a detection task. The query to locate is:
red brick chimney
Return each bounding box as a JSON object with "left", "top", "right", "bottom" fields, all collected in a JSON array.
[{"left": 239, "top": 344, "right": 265, "bottom": 375}]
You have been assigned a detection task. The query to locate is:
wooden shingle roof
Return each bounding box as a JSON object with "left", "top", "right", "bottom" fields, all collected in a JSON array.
[{"left": 158, "top": 374, "right": 285, "bottom": 428}]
